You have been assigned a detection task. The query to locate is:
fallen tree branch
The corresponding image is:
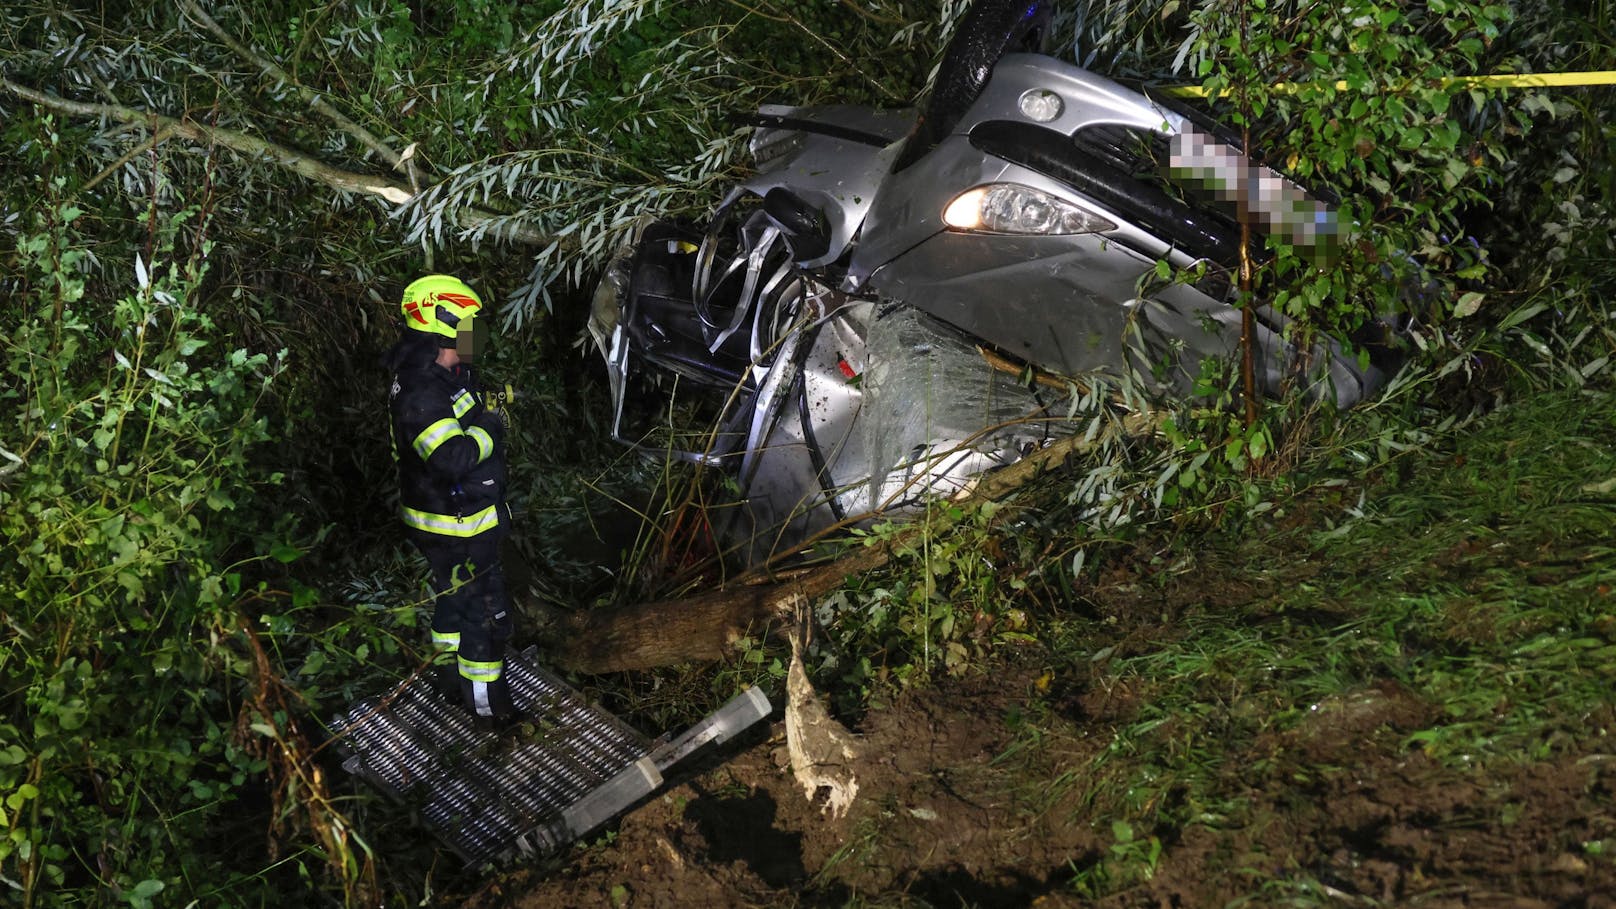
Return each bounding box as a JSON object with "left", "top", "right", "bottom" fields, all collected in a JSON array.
[
  {"left": 80, "top": 124, "right": 177, "bottom": 194},
  {"left": 1, "top": 78, "right": 558, "bottom": 248},
  {"left": 179, "top": 0, "right": 408, "bottom": 172},
  {"left": 4, "top": 79, "right": 414, "bottom": 199},
  {"left": 552, "top": 409, "right": 1160, "bottom": 674}
]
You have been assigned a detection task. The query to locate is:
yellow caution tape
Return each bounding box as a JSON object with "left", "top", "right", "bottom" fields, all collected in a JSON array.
[
  {"left": 1163, "top": 71, "right": 1616, "bottom": 98},
  {"left": 1447, "top": 72, "right": 1616, "bottom": 89}
]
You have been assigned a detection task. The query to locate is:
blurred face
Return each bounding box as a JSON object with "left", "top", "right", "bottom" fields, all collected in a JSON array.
[{"left": 455, "top": 317, "right": 490, "bottom": 360}]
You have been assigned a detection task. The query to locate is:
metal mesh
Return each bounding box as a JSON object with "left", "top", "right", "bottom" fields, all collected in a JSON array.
[{"left": 332, "top": 648, "right": 652, "bottom": 866}]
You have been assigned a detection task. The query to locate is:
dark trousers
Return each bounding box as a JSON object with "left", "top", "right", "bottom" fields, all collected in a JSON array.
[{"left": 410, "top": 530, "right": 510, "bottom": 714}]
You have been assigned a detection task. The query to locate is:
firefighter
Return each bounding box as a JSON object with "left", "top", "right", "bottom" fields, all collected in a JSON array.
[{"left": 384, "top": 274, "right": 516, "bottom": 725}]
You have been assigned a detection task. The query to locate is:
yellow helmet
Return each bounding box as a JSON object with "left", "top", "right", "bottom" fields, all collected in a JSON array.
[{"left": 400, "top": 275, "right": 483, "bottom": 343}]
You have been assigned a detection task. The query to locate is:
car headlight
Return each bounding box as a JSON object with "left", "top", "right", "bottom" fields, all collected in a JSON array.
[{"left": 942, "top": 184, "right": 1117, "bottom": 235}]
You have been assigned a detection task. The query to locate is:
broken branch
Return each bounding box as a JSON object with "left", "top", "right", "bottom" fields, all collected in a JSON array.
[
  {"left": 551, "top": 410, "right": 1160, "bottom": 675},
  {"left": 2, "top": 78, "right": 559, "bottom": 248},
  {"left": 80, "top": 124, "right": 177, "bottom": 194},
  {"left": 179, "top": 0, "right": 407, "bottom": 171}
]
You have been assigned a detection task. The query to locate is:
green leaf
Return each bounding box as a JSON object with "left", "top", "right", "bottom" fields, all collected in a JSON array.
[
  {"left": 1248, "top": 427, "right": 1270, "bottom": 460},
  {"left": 5, "top": 784, "right": 39, "bottom": 810},
  {"left": 270, "top": 541, "right": 302, "bottom": 564},
  {"left": 1499, "top": 302, "right": 1549, "bottom": 331}
]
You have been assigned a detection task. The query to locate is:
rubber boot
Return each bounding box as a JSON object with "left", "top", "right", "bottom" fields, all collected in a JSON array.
[
  {"left": 435, "top": 661, "right": 461, "bottom": 706},
  {"left": 458, "top": 665, "right": 517, "bottom": 731},
  {"left": 430, "top": 630, "right": 462, "bottom": 707}
]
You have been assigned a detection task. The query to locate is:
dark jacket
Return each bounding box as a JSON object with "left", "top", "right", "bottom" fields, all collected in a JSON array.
[{"left": 384, "top": 335, "right": 509, "bottom": 540}]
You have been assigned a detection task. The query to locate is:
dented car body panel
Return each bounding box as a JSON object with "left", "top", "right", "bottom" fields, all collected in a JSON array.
[{"left": 590, "top": 3, "right": 1399, "bottom": 565}]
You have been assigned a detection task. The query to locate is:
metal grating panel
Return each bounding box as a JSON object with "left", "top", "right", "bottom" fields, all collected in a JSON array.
[
  {"left": 334, "top": 648, "right": 773, "bottom": 867},
  {"left": 333, "top": 647, "right": 652, "bottom": 865}
]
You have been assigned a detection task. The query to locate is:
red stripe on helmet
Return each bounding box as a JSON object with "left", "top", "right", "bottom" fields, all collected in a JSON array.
[
  {"left": 436, "top": 292, "right": 481, "bottom": 310},
  {"left": 404, "top": 300, "right": 430, "bottom": 324}
]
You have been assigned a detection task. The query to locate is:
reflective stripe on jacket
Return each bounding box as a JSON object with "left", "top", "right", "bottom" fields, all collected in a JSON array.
[
  {"left": 401, "top": 503, "right": 501, "bottom": 538},
  {"left": 384, "top": 335, "right": 508, "bottom": 539}
]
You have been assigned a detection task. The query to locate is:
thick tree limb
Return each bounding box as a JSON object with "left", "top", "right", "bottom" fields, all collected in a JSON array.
[
  {"left": 2, "top": 79, "right": 557, "bottom": 247},
  {"left": 552, "top": 410, "right": 1160, "bottom": 674},
  {"left": 179, "top": 0, "right": 409, "bottom": 173},
  {"left": 5, "top": 77, "right": 415, "bottom": 199}
]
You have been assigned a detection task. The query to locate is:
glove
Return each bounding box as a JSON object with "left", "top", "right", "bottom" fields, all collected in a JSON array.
[
  {"left": 483, "top": 384, "right": 517, "bottom": 431},
  {"left": 472, "top": 407, "right": 505, "bottom": 444}
]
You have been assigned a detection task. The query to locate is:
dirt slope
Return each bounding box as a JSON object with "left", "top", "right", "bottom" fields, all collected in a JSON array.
[{"left": 461, "top": 654, "right": 1616, "bottom": 908}]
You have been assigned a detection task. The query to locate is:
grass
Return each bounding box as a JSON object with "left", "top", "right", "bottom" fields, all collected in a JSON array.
[{"left": 990, "top": 385, "right": 1616, "bottom": 900}]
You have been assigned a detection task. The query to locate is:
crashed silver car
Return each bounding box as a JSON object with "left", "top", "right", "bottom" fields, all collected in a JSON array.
[{"left": 589, "top": 0, "right": 1401, "bottom": 566}]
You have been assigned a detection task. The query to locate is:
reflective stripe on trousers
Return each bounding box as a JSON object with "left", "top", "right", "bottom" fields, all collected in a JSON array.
[{"left": 458, "top": 656, "right": 503, "bottom": 683}]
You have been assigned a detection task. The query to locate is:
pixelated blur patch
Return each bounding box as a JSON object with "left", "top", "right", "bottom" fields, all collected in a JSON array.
[{"left": 1168, "top": 129, "right": 1341, "bottom": 263}]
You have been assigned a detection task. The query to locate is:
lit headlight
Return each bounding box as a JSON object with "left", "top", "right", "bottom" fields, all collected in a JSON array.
[{"left": 942, "top": 184, "right": 1117, "bottom": 235}]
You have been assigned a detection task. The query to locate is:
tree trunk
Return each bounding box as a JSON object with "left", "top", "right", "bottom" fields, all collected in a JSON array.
[
  {"left": 549, "top": 411, "right": 1157, "bottom": 674},
  {"left": 551, "top": 542, "right": 889, "bottom": 675}
]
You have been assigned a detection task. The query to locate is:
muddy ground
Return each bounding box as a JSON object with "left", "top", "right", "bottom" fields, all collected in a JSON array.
[
  {"left": 432, "top": 389, "right": 1616, "bottom": 907},
  {"left": 458, "top": 624, "right": 1616, "bottom": 907}
]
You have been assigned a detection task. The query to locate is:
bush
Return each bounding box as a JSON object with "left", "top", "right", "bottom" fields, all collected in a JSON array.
[{"left": 0, "top": 139, "right": 325, "bottom": 905}]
